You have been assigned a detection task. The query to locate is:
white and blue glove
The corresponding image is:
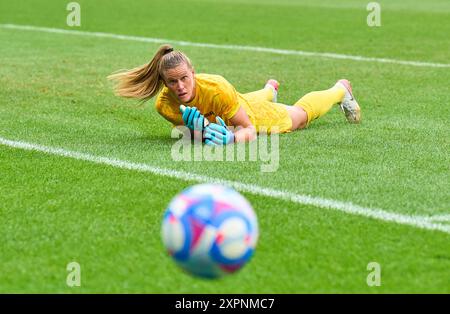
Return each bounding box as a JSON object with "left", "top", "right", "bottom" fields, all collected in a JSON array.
[
  {"left": 180, "top": 106, "right": 205, "bottom": 131},
  {"left": 204, "top": 117, "right": 235, "bottom": 146}
]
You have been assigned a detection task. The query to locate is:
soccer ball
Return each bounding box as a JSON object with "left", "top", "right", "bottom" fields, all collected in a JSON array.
[{"left": 161, "top": 183, "right": 258, "bottom": 279}]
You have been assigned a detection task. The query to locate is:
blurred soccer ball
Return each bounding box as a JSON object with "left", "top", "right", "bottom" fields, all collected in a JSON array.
[{"left": 161, "top": 183, "right": 258, "bottom": 278}]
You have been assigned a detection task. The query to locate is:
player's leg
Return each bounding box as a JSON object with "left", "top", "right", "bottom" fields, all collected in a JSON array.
[
  {"left": 289, "top": 79, "right": 361, "bottom": 130},
  {"left": 286, "top": 105, "right": 309, "bottom": 130},
  {"left": 243, "top": 79, "right": 279, "bottom": 103},
  {"left": 293, "top": 84, "right": 344, "bottom": 128}
]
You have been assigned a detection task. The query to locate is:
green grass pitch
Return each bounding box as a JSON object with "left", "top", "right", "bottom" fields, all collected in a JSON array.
[{"left": 0, "top": 0, "right": 449, "bottom": 293}]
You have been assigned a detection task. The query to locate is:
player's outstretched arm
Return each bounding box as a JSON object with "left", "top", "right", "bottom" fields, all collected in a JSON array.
[{"left": 228, "top": 106, "right": 257, "bottom": 143}]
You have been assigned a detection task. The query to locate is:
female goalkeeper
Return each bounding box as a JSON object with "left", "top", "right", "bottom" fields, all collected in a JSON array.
[{"left": 108, "top": 44, "right": 361, "bottom": 145}]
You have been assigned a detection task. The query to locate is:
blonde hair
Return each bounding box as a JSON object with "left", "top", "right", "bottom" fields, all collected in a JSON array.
[{"left": 108, "top": 44, "right": 193, "bottom": 101}]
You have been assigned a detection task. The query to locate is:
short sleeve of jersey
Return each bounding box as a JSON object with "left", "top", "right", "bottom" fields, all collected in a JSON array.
[{"left": 155, "top": 88, "right": 183, "bottom": 126}]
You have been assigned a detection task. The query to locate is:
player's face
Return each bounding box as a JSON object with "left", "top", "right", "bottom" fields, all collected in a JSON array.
[{"left": 163, "top": 63, "right": 196, "bottom": 103}]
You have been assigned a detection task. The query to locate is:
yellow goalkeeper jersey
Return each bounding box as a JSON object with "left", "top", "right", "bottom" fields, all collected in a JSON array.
[{"left": 155, "top": 73, "right": 292, "bottom": 133}]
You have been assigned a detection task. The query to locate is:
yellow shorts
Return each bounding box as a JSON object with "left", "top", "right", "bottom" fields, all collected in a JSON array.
[{"left": 238, "top": 89, "right": 292, "bottom": 134}]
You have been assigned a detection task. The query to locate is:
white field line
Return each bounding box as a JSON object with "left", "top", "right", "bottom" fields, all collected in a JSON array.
[
  {"left": 1, "top": 137, "right": 449, "bottom": 235},
  {"left": 1, "top": 24, "right": 450, "bottom": 69},
  {"left": 423, "top": 214, "right": 450, "bottom": 223}
]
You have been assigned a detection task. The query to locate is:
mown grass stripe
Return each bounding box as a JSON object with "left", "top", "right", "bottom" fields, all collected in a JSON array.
[
  {"left": 1, "top": 136, "right": 449, "bottom": 234},
  {"left": 1, "top": 24, "right": 449, "bottom": 68}
]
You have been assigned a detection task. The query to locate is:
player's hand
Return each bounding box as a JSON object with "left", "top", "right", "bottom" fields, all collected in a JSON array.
[
  {"left": 180, "top": 106, "right": 205, "bottom": 131},
  {"left": 204, "top": 117, "right": 235, "bottom": 146}
]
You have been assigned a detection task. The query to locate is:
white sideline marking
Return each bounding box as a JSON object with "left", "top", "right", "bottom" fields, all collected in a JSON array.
[
  {"left": 1, "top": 137, "right": 449, "bottom": 235},
  {"left": 423, "top": 214, "right": 450, "bottom": 223},
  {"left": 1, "top": 24, "right": 450, "bottom": 69}
]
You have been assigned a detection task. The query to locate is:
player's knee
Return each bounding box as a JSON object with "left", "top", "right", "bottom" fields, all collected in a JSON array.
[{"left": 288, "top": 106, "right": 308, "bottom": 130}]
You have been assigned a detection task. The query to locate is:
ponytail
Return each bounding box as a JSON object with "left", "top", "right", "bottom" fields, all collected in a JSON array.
[{"left": 108, "top": 44, "right": 193, "bottom": 101}]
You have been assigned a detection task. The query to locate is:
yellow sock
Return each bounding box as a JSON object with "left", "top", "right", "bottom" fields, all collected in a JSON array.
[
  {"left": 243, "top": 88, "right": 274, "bottom": 102},
  {"left": 294, "top": 86, "right": 345, "bottom": 124}
]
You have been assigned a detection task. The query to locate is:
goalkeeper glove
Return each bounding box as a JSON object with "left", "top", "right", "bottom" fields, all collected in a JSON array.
[
  {"left": 204, "top": 117, "right": 235, "bottom": 146},
  {"left": 180, "top": 105, "right": 205, "bottom": 131}
]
